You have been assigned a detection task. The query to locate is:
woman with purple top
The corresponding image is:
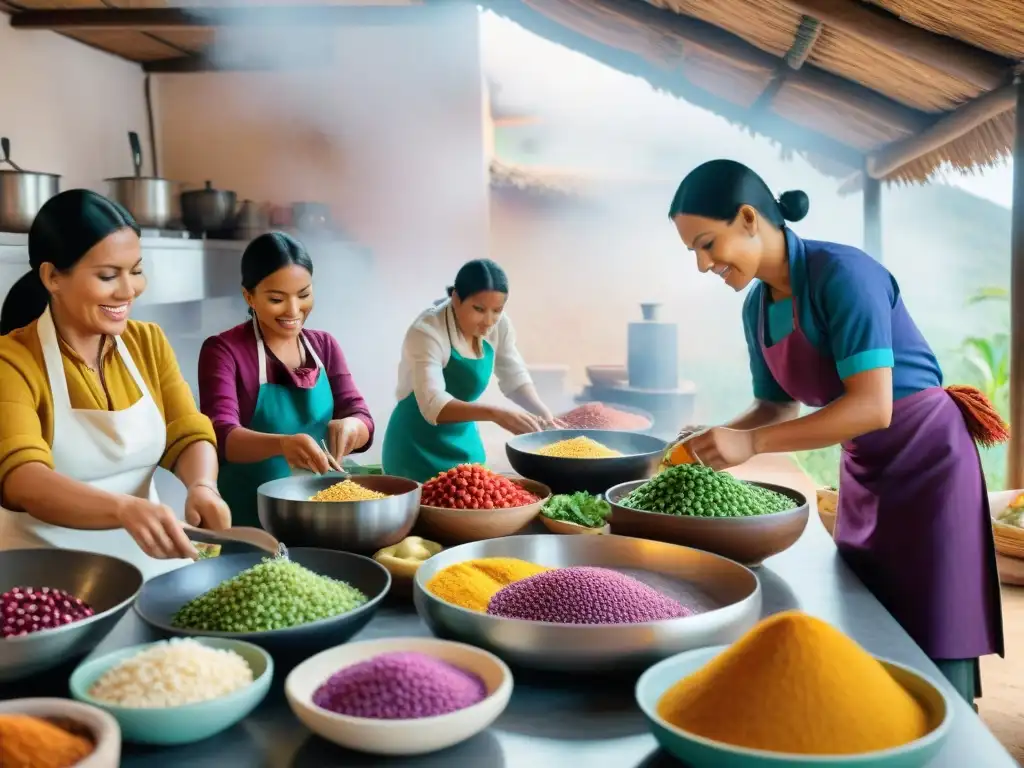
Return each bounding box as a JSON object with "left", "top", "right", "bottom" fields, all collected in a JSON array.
[
  {"left": 198, "top": 232, "right": 374, "bottom": 527},
  {"left": 668, "top": 159, "right": 1006, "bottom": 707}
]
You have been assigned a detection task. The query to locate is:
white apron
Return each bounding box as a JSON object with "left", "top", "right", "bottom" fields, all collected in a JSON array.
[{"left": 0, "top": 307, "right": 192, "bottom": 580}]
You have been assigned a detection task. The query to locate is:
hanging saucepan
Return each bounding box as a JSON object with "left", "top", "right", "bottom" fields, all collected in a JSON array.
[
  {"left": 0, "top": 137, "right": 61, "bottom": 233},
  {"left": 106, "top": 131, "right": 181, "bottom": 230},
  {"left": 180, "top": 181, "right": 237, "bottom": 238}
]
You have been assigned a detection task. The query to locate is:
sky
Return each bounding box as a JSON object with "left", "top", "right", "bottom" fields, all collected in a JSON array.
[{"left": 479, "top": 10, "right": 1015, "bottom": 210}]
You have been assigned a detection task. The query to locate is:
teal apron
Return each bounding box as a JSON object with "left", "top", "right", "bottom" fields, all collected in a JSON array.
[
  {"left": 218, "top": 319, "right": 335, "bottom": 527},
  {"left": 382, "top": 308, "right": 494, "bottom": 483}
]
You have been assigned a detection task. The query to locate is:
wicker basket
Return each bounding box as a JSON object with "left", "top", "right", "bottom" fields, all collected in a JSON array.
[{"left": 816, "top": 487, "right": 838, "bottom": 538}]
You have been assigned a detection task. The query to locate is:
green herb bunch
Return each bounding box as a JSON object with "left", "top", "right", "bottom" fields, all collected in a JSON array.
[{"left": 541, "top": 492, "right": 611, "bottom": 529}]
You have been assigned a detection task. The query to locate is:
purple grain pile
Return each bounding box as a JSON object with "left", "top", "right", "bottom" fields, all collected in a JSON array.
[
  {"left": 312, "top": 651, "right": 487, "bottom": 719},
  {"left": 487, "top": 566, "right": 694, "bottom": 624}
]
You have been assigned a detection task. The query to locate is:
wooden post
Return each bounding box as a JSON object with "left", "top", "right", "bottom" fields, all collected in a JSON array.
[
  {"left": 863, "top": 172, "right": 882, "bottom": 261},
  {"left": 1007, "top": 69, "right": 1024, "bottom": 489}
]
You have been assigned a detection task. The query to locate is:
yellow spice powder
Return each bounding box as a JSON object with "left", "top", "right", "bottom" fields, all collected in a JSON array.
[
  {"left": 657, "top": 610, "right": 929, "bottom": 755},
  {"left": 309, "top": 479, "right": 390, "bottom": 502},
  {"left": 425, "top": 557, "right": 551, "bottom": 611},
  {"left": 534, "top": 437, "right": 622, "bottom": 459}
]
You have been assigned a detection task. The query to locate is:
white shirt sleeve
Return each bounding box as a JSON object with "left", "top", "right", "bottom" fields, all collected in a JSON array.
[
  {"left": 493, "top": 314, "right": 533, "bottom": 397},
  {"left": 403, "top": 322, "right": 454, "bottom": 427}
]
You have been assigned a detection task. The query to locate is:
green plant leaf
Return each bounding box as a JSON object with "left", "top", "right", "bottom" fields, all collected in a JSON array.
[{"left": 966, "top": 286, "right": 1010, "bottom": 306}]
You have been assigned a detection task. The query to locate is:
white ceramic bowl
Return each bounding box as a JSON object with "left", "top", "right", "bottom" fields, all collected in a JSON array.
[
  {"left": 0, "top": 697, "right": 121, "bottom": 767},
  {"left": 284, "top": 636, "right": 512, "bottom": 756}
]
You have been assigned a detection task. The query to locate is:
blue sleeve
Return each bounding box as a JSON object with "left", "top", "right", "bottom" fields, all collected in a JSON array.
[
  {"left": 742, "top": 287, "right": 794, "bottom": 403},
  {"left": 812, "top": 251, "right": 895, "bottom": 379}
]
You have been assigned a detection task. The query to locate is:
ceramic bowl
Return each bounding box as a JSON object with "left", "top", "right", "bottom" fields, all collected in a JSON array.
[
  {"left": 416, "top": 478, "right": 551, "bottom": 544},
  {"left": 0, "top": 697, "right": 121, "bottom": 767},
  {"left": 285, "top": 636, "right": 512, "bottom": 756},
  {"left": 606, "top": 480, "right": 809, "bottom": 568},
  {"left": 539, "top": 515, "right": 609, "bottom": 535},
  {"left": 636, "top": 645, "right": 953, "bottom": 768},
  {"left": 69, "top": 637, "right": 273, "bottom": 746}
]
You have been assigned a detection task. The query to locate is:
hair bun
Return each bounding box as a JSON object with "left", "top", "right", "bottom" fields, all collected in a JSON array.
[
  {"left": 445, "top": 285, "right": 455, "bottom": 297},
  {"left": 777, "top": 190, "right": 809, "bottom": 223}
]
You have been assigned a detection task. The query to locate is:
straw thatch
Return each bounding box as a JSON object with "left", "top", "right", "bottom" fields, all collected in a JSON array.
[{"left": 489, "top": 159, "right": 584, "bottom": 197}]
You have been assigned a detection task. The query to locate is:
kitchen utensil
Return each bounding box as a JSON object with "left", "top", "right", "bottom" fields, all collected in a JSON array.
[
  {"left": 319, "top": 438, "right": 348, "bottom": 476},
  {"left": 181, "top": 181, "right": 238, "bottom": 236},
  {"left": 0, "top": 698, "right": 121, "bottom": 767},
  {"left": 413, "top": 534, "right": 761, "bottom": 672},
  {"left": 133, "top": 548, "right": 391, "bottom": 654},
  {"left": 606, "top": 479, "right": 809, "bottom": 568},
  {"left": 285, "top": 638, "right": 512, "bottom": 756},
  {"left": 0, "top": 137, "right": 60, "bottom": 233},
  {"left": 505, "top": 429, "right": 667, "bottom": 495},
  {"left": 292, "top": 201, "right": 331, "bottom": 232},
  {"left": 105, "top": 132, "right": 180, "bottom": 229},
  {"left": 636, "top": 646, "right": 952, "bottom": 768},
  {"left": 417, "top": 477, "right": 550, "bottom": 544},
  {"left": 183, "top": 524, "right": 284, "bottom": 558},
  {"left": 257, "top": 474, "right": 421, "bottom": 554},
  {"left": 70, "top": 637, "right": 272, "bottom": 746},
  {"left": 0, "top": 549, "right": 143, "bottom": 682},
  {"left": 233, "top": 199, "right": 270, "bottom": 241}
]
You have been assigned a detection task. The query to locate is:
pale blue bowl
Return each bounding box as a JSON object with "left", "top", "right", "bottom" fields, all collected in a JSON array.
[
  {"left": 635, "top": 645, "right": 953, "bottom": 768},
  {"left": 69, "top": 637, "right": 273, "bottom": 746}
]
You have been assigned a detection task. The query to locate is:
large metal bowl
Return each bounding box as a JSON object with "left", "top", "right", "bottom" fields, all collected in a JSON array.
[
  {"left": 606, "top": 479, "right": 810, "bottom": 567},
  {"left": 134, "top": 548, "right": 390, "bottom": 654},
  {"left": 505, "top": 429, "right": 668, "bottom": 494},
  {"left": 413, "top": 534, "right": 761, "bottom": 672},
  {"left": 0, "top": 548, "right": 143, "bottom": 682},
  {"left": 257, "top": 474, "right": 421, "bottom": 554}
]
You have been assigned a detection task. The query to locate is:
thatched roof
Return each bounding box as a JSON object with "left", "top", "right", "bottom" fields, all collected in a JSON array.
[
  {"left": 480, "top": 0, "right": 1021, "bottom": 184},
  {"left": 1, "top": 0, "right": 1020, "bottom": 184},
  {"left": 489, "top": 158, "right": 584, "bottom": 197}
]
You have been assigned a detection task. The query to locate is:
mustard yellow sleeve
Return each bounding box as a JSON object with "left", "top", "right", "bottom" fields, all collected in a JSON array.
[
  {"left": 138, "top": 323, "right": 217, "bottom": 470},
  {"left": 0, "top": 341, "right": 54, "bottom": 495}
]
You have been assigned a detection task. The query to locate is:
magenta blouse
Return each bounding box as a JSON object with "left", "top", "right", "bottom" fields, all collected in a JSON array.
[{"left": 198, "top": 321, "right": 375, "bottom": 459}]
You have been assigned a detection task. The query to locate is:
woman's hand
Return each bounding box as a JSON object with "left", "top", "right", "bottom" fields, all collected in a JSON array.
[
  {"left": 684, "top": 427, "right": 756, "bottom": 470},
  {"left": 279, "top": 433, "right": 332, "bottom": 474},
  {"left": 491, "top": 407, "right": 544, "bottom": 435},
  {"left": 115, "top": 497, "right": 198, "bottom": 560},
  {"left": 328, "top": 417, "right": 369, "bottom": 461},
  {"left": 184, "top": 484, "right": 231, "bottom": 531},
  {"left": 677, "top": 424, "right": 709, "bottom": 442}
]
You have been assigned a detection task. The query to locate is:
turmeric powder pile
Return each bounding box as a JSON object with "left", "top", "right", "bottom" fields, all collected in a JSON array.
[
  {"left": 425, "top": 557, "right": 551, "bottom": 612},
  {"left": 0, "top": 714, "right": 94, "bottom": 768},
  {"left": 657, "top": 610, "right": 930, "bottom": 755}
]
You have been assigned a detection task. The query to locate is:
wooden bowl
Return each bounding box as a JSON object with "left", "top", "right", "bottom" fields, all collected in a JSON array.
[
  {"left": 416, "top": 478, "right": 551, "bottom": 544},
  {"left": 540, "top": 516, "right": 609, "bottom": 536},
  {"left": 816, "top": 487, "right": 838, "bottom": 537}
]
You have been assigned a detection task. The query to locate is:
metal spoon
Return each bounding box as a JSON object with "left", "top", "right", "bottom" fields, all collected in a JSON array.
[{"left": 0, "top": 138, "right": 24, "bottom": 172}]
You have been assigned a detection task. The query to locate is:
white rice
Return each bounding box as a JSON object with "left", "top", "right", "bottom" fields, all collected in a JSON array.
[{"left": 88, "top": 638, "right": 254, "bottom": 708}]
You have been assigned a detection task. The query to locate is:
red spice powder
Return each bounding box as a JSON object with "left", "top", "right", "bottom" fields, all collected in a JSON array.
[{"left": 559, "top": 402, "right": 649, "bottom": 431}]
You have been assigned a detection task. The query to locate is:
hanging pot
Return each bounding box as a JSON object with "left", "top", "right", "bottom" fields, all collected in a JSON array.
[
  {"left": 106, "top": 131, "right": 181, "bottom": 230},
  {"left": 181, "top": 181, "right": 238, "bottom": 237},
  {"left": 0, "top": 137, "right": 61, "bottom": 233}
]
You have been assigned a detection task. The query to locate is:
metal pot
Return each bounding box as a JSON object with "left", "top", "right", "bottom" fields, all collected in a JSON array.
[
  {"left": 0, "top": 137, "right": 61, "bottom": 233},
  {"left": 181, "top": 181, "right": 237, "bottom": 236},
  {"left": 106, "top": 132, "right": 180, "bottom": 230},
  {"left": 292, "top": 201, "right": 331, "bottom": 232}
]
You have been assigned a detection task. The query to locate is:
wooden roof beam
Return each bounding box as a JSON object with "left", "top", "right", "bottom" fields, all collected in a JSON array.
[
  {"left": 867, "top": 82, "right": 1017, "bottom": 179},
  {"left": 507, "top": 0, "right": 929, "bottom": 135},
  {"left": 8, "top": 5, "right": 439, "bottom": 32},
  {"left": 752, "top": 15, "right": 823, "bottom": 113},
  {"left": 786, "top": 0, "right": 1012, "bottom": 92}
]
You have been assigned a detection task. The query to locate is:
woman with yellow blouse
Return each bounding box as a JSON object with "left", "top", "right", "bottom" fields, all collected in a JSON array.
[{"left": 0, "top": 189, "right": 230, "bottom": 580}]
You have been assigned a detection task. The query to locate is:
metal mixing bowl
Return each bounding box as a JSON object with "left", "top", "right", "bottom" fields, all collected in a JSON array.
[
  {"left": 413, "top": 534, "right": 761, "bottom": 672},
  {"left": 134, "top": 548, "right": 390, "bottom": 654},
  {"left": 0, "top": 548, "right": 143, "bottom": 682},
  {"left": 606, "top": 479, "right": 810, "bottom": 567},
  {"left": 505, "top": 428, "right": 668, "bottom": 494},
  {"left": 257, "top": 474, "right": 421, "bottom": 554}
]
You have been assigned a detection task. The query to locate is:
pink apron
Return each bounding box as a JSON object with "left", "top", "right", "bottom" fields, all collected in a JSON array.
[{"left": 758, "top": 282, "right": 1003, "bottom": 661}]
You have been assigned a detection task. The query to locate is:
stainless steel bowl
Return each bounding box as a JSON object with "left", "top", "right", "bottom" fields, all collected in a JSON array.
[
  {"left": 134, "top": 548, "right": 390, "bottom": 655},
  {"left": 606, "top": 479, "right": 810, "bottom": 567},
  {"left": 505, "top": 428, "right": 667, "bottom": 494},
  {"left": 257, "top": 474, "right": 421, "bottom": 554},
  {"left": 0, "top": 549, "right": 143, "bottom": 682},
  {"left": 413, "top": 534, "right": 761, "bottom": 672}
]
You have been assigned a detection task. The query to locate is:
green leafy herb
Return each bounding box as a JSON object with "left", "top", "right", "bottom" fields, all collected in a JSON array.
[{"left": 541, "top": 492, "right": 610, "bottom": 528}]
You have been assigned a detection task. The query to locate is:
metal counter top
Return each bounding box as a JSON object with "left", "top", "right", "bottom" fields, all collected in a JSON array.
[{"left": 1, "top": 521, "right": 1015, "bottom": 767}]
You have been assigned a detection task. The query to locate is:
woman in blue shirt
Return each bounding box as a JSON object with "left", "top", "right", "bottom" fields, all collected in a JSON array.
[{"left": 669, "top": 159, "right": 1005, "bottom": 707}]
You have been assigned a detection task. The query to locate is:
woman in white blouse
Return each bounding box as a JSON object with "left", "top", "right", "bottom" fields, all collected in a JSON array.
[{"left": 381, "top": 259, "right": 558, "bottom": 482}]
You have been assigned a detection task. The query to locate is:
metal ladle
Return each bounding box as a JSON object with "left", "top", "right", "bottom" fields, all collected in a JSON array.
[{"left": 1, "top": 138, "right": 24, "bottom": 171}]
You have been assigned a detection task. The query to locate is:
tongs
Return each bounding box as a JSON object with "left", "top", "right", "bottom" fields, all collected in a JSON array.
[{"left": 319, "top": 439, "right": 349, "bottom": 478}]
